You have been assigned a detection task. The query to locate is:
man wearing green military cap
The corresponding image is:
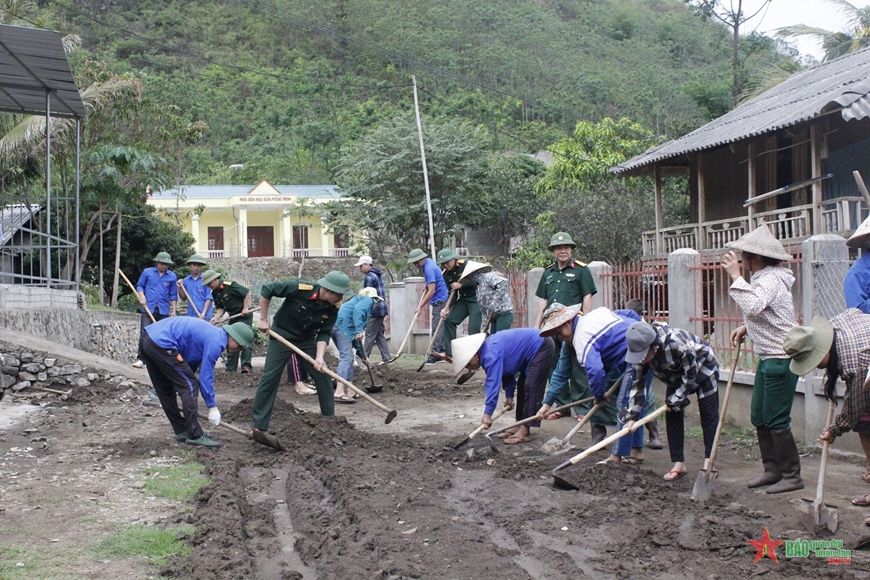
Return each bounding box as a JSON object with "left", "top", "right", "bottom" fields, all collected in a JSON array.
[
  {"left": 409, "top": 249, "right": 449, "bottom": 364},
  {"left": 177, "top": 254, "right": 213, "bottom": 321},
  {"left": 251, "top": 271, "right": 350, "bottom": 444},
  {"left": 132, "top": 251, "right": 178, "bottom": 369},
  {"left": 437, "top": 248, "right": 482, "bottom": 360},
  {"left": 205, "top": 270, "right": 253, "bottom": 374},
  {"left": 533, "top": 232, "right": 597, "bottom": 421}
]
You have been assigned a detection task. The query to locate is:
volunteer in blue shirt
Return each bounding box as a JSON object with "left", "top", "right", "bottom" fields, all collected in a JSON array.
[
  {"left": 452, "top": 328, "right": 554, "bottom": 445},
  {"left": 141, "top": 317, "right": 254, "bottom": 448},
  {"left": 408, "top": 249, "right": 449, "bottom": 365},
  {"left": 132, "top": 252, "right": 178, "bottom": 369},
  {"left": 332, "top": 288, "right": 383, "bottom": 403},
  {"left": 177, "top": 254, "right": 213, "bottom": 320}
]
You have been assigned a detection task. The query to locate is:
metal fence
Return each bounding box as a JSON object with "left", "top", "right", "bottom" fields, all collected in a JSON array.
[
  {"left": 810, "top": 259, "right": 852, "bottom": 321},
  {"left": 598, "top": 258, "right": 669, "bottom": 321},
  {"left": 691, "top": 249, "right": 804, "bottom": 372}
]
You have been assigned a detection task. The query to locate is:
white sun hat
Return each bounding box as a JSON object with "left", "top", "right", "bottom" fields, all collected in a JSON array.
[
  {"left": 725, "top": 225, "right": 792, "bottom": 262},
  {"left": 451, "top": 333, "right": 487, "bottom": 376},
  {"left": 847, "top": 215, "right": 870, "bottom": 248},
  {"left": 458, "top": 260, "right": 493, "bottom": 283},
  {"left": 358, "top": 287, "right": 383, "bottom": 302}
]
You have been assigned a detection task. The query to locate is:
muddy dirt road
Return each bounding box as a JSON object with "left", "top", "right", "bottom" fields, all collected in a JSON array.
[{"left": 2, "top": 357, "right": 870, "bottom": 579}]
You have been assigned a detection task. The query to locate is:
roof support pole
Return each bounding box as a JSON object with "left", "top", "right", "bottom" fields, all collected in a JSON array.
[
  {"left": 75, "top": 117, "right": 81, "bottom": 288},
  {"left": 654, "top": 165, "right": 664, "bottom": 254},
  {"left": 747, "top": 141, "right": 756, "bottom": 230},
  {"left": 697, "top": 153, "right": 706, "bottom": 251},
  {"left": 810, "top": 123, "right": 823, "bottom": 234},
  {"left": 45, "top": 90, "right": 52, "bottom": 286}
]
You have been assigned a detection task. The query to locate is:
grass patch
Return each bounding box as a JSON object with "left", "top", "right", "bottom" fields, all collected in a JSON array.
[
  {"left": 141, "top": 461, "right": 210, "bottom": 501},
  {"left": 0, "top": 544, "right": 84, "bottom": 579},
  {"left": 94, "top": 524, "right": 195, "bottom": 566}
]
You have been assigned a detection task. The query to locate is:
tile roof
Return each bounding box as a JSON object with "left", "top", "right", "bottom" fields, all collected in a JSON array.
[{"left": 152, "top": 185, "right": 341, "bottom": 200}]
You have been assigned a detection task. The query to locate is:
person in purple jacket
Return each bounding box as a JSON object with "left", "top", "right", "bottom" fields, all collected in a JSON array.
[{"left": 451, "top": 328, "right": 554, "bottom": 444}]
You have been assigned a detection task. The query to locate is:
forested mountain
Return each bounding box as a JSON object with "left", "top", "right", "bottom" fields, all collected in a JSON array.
[{"left": 57, "top": 0, "right": 789, "bottom": 184}]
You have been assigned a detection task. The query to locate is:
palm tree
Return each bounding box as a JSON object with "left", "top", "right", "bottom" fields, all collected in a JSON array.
[{"left": 776, "top": 0, "right": 870, "bottom": 61}]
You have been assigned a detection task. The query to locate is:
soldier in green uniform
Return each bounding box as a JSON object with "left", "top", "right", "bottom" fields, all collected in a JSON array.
[
  {"left": 437, "top": 248, "right": 482, "bottom": 358},
  {"left": 251, "top": 271, "right": 350, "bottom": 444},
  {"left": 533, "top": 232, "right": 600, "bottom": 432},
  {"left": 203, "top": 270, "right": 253, "bottom": 374}
]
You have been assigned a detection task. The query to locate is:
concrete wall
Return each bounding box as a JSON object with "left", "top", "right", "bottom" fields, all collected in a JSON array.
[{"left": 0, "top": 285, "right": 80, "bottom": 309}]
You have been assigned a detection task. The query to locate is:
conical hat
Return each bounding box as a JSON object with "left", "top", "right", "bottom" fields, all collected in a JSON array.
[
  {"left": 725, "top": 226, "right": 792, "bottom": 261},
  {"left": 451, "top": 333, "right": 487, "bottom": 377},
  {"left": 539, "top": 303, "right": 582, "bottom": 337},
  {"left": 847, "top": 215, "right": 870, "bottom": 248},
  {"left": 459, "top": 260, "right": 492, "bottom": 283}
]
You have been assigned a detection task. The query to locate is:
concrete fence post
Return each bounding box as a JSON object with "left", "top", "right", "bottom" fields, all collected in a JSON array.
[
  {"left": 527, "top": 268, "right": 543, "bottom": 327},
  {"left": 668, "top": 248, "right": 702, "bottom": 338},
  {"left": 587, "top": 261, "right": 612, "bottom": 310}
]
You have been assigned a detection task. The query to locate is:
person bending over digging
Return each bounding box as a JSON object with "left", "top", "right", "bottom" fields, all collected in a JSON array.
[
  {"left": 251, "top": 271, "right": 350, "bottom": 448},
  {"left": 461, "top": 261, "right": 515, "bottom": 334},
  {"left": 451, "top": 328, "right": 553, "bottom": 444},
  {"left": 620, "top": 321, "right": 720, "bottom": 481},
  {"left": 331, "top": 287, "right": 383, "bottom": 403},
  {"left": 784, "top": 311, "right": 870, "bottom": 524},
  {"left": 723, "top": 226, "right": 802, "bottom": 494},
  {"left": 140, "top": 316, "right": 254, "bottom": 448}
]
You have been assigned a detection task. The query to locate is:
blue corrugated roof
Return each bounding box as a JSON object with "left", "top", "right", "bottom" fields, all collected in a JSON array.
[
  {"left": 0, "top": 204, "right": 40, "bottom": 246},
  {"left": 612, "top": 46, "right": 870, "bottom": 175},
  {"left": 152, "top": 184, "right": 341, "bottom": 199}
]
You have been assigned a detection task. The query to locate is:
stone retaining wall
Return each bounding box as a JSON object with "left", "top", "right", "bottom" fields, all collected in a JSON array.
[{"left": 88, "top": 311, "right": 141, "bottom": 363}]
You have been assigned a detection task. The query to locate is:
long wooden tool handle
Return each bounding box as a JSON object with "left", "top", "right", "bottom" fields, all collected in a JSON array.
[
  {"left": 268, "top": 329, "right": 396, "bottom": 417},
  {"left": 214, "top": 306, "right": 260, "bottom": 325},
  {"left": 482, "top": 312, "right": 494, "bottom": 336},
  {"left": 705, "top": 342, "right": 741, "bottom": 469},
  {"left": 568, "top": 405, "right": 668, "bottom": 465},
  {"left": 854, "top": 170, "right": 870, "bottom": 208},
  {"left": 466, "top": 406, "right": 508, "bottom": 440},
  {"left": 197, "top": 411, "right": 251, "bottom": 438},
  {"left": 561, "top": 379, "right": 623, "bottom": 443},
  {"left": 487, "top": 396, "right": 595, "bottom": 438},
  {"left": 426, "top": 289, "right": 455, "bottom": 349},
  {"left": 119, "top": 269, "right": 156, "bottom": 323},
  {"left": 185, "top": 287, "right": 202, "bottom": 318},
  {"left": 816, "top": 400, "right": 837, "bottom": 502}
]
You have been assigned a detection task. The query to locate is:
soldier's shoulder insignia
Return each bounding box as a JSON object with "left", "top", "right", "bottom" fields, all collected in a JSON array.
[
  {"left": 224, "top": 281, "right": 233, "bottom": 286},
  {"left": 576, "top": 261, "right": 587, "bottom": 267},
  {"left": 298, "top": 283, "right": 314, "bottom": 291},
  {"left": 545, "top": 263, "right": 556, "bottom": 270}
]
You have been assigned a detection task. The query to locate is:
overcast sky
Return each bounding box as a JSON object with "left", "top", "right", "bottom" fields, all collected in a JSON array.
[{"left": 740, "top": 0, "right": 870, "bottom": 60}]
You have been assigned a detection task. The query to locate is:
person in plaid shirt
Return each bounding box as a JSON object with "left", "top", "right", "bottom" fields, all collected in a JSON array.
[
  {"left": 723, "top": 226, "right": 802, "bottom": 494},
  {"left": 356, "top": 255, "right": 391, "bottom": 364},
  {"left": 621, "top": 321, "right": 719, "bottom": 481},
  {"left": 784, "top": 310, "right": 870, "bottom": 520}
]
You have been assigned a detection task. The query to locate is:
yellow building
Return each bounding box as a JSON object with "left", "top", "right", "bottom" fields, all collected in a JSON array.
[{"left": 148, "top": 181, "right": 350, "bottom": 258}]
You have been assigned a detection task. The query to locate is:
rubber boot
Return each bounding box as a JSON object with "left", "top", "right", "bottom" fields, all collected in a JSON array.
[
  {"left": 646, "top": 419, "right": 663, "bottom": 450},
  {"left": 747, "top": 426, "right": 781, "bottom": 488},
  {"left": 588, "top": 424, "right": 607, "bottom": 449},
  {"left": 766, "top": 428, "right": 804, "bottom": 494}
]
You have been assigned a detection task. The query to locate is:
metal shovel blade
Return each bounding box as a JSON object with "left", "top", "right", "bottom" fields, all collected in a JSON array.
[
  {"left": 365, "top": 385, "right": 383, "bottom": 393},
  {"left": 551, "top": 463, "right": 581, "bottom": 491},
  {"left": 252, "top": 429, "right": 285, "bottom": 451},
  {"left": 690, "top": 468, "right": 718, "bottom": 503},
  {"left": 457, "top": 370, "right": 476, "bottom": 385},
  {"left": 800, "top": 499, "right": 839, "bottom": 534}
]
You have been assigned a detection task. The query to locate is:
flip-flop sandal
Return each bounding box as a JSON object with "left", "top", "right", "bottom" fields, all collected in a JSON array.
[
  {"left": 663, "top": 469, "right": 686, "bottom": 481},
  {"left": 852, "top": 494, "right": 870, "bottom": 506},
  {"left": 497, "top": 429, "right": 518, "bottom": 439},
  {"left": 621, "top": 457, "right": 644, "bottom": 465},
  {"left": 503, "top": 435, "right": 532, "bottom": 445},
  {"left": 334, "top": 395, "right": 356, "bottom": 404}
]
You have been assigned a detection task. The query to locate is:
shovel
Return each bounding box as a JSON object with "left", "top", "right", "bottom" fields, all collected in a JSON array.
[
  {"left": 691, "top": 342, "right": 741, "bottom": 503},
  {"left": 452, "top": 405, "right": 509, "bottom": 449},
  {"left": 799, "top": 400, "right": 839, "bottom": 533},
  {"left": 541, "top": 380, "right": 621, "bottom": 455},
  {"left": 196, "top": 411, "right": 285, "bottom": 451},
  {"left": 484, "top": 396, "right": 594, "bottom": 453},
  {"left": 353, "top": 339, "right": 385, "bottom": 394},
  {"left": 119, "top": 269, "right": 156, "bottom": 323},
  {"left": 552, "top": 405, "right": 667, "bottom": 490},
  {"left": 386, "top": 292, "right": 428, "bottom": 364},
  {"left": 268, "top": 330, "right": 398, "bottom": 424},
  {"left": 417, "top": 289, "right": 456, "bottom": 372}
]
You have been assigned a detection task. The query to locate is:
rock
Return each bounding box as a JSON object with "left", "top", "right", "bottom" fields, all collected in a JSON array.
[
  {"left": 37, "top": 373, "right": 47, "bottom": 382},
  {"left": 51, "top": 377, "right": 67, "bottom": 385},
  {"left": 24, "top": 363, "right": 44, "bottom": 373},
  {"left": 11, "top": 381, "right": 31, "bottom": 392},
  {"left": 0, "top": 373, "right": 15, "bottom": 389},
  {"left": 118, "top": 381, "right": 136, "bottom": 389},
  {"left": 47, "top": 367, "right": 60, "bottom": 377},
  {"left": 1, "top": 365, "right": 18, "bottom": 375},
  {"left": 109, "top": 376, "right": 125, "bottom": 384},
  {"left": 464, "top": 448, "right": 474, "bottom": 461},
  {"left": 87, "top": 373, "right": 99, "bottom": 381},
  {"left": 131, "top": 481, "right": 147, "bottom": 489},
  {"left": 18, "top": 371, "right": 37, "bottom": 382},
  {"left": 82, "top": 418, "right": 91, "bottom": 426},
  {"left": 44, "top": 358, "right": 56, "bottom": 368},
  {"left": 21, "top": 352, "right": 33, "bottom": 363},
  {"left": 58, "top": 365, "right": 82, "bottom": 376},
  {"left": 76, "top": 378, "right": 91, "bottom": 388},
  {"left": 1, "top": 354, "right": 20, "bottom": 367}
]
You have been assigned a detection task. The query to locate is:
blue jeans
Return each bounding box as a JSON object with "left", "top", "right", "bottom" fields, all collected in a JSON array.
[
  {"left": 331, "top": 328, "right": 356, "bottom": 383},
  {"left": 613, "top": 369, "right": 648, "bottom": 457}
]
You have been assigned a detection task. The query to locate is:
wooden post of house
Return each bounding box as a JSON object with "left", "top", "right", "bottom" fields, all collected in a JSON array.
[
  {"left": 697, "top": 153, "right": 706, "bottom": 250},
  {"left": 747, "top": 141, "right": 756, "bottom": 230},
  {"left": 654, "top": 165, "right": 664, "bottom": 254},
  {"left": 810, "top": 123, "right": 823, "bottom": 234}
]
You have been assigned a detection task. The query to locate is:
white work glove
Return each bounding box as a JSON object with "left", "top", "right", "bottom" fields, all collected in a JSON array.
[{"left": 208, "top": 406, "right": 221, "bottom": 427}]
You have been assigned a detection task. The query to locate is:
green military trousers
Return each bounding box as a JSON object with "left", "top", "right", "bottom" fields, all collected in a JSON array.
[{"left": 444, "top": 297, "right": 482, "bottom": 356}]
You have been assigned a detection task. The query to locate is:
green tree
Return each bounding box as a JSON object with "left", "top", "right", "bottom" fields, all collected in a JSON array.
[{"left": 776, "top": 0, "right": 870, "bottom": 61}]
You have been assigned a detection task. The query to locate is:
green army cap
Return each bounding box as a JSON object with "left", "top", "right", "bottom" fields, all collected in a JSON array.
[
  {"left": 153, "top": 251, "right": 173, "bottom": 264},
  {"left": 225, "top": 322, "right": 255, "bottom": 347},
  {"left": 547, "top": 232, "right": 576, "bottom": 250},
  {"left": 407, "top": 248, "right": 427, "bottom": 264},
  {"left": 201, "top": 269, "right": 221, "bottom": 285},
  {"left": 436, "top": 248, "right": 458, "bottom": 264},
  {"left": 318, "top": 271, "right": 352, "bottom": 294},
  {"left": 186, "top": 253, "right": 207, "bottom": 265}
]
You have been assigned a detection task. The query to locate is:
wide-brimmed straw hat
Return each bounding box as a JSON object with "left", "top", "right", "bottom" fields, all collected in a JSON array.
[
  {"left": 725, "top": 226, "right": 792, "bottom": 262},
  {"left": 783, "top": 316, "right": 834, "bottom": 376},
  {"left": 451, "top": 333, "right": 487, "bottom": 377},
  {"left": 539, "top": 302, "right": 582, "bottom": 337},
  {"left": 458, "top": 260, "right": 492, "bottom": 283},
  {"left": 847, "top": 216, "right": 870, "bottom": 248},
  {"left": 358, "top": 287, "right": 383, "bottom": 302}
]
